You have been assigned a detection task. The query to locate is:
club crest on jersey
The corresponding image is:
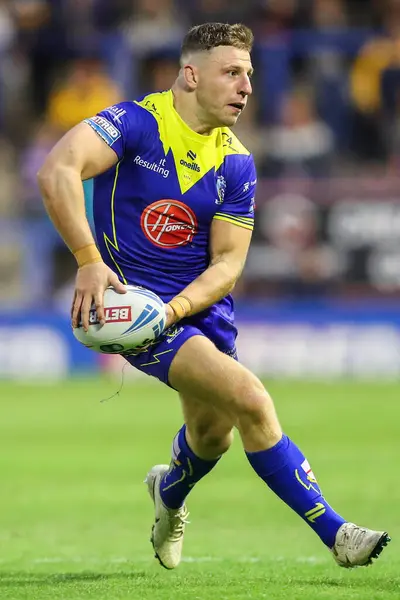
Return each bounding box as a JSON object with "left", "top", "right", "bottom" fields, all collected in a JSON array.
[
  {"left": 141, "top": 199, "right": 198, "bottom": 248},
  {"left": 215, "top": 176, "right": 226, "bottom": 205}
]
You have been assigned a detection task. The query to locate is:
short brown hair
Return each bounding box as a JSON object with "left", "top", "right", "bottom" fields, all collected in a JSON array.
[{"left": 181, "top": 23, "right": 254, "bottom": 59}]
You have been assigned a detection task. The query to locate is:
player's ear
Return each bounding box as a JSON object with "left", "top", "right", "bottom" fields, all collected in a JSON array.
[{"left": 182, "top": 64, "right": 198, "bottom": 90}]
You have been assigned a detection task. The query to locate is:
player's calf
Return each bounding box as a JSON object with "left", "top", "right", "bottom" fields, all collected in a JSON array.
[
  {"left": 185, "top": 419, "right": 234, "bottom": 460},
  {"left": 159, "top": 424, "right": 225, "bottom": 510},
  {"left": 237, "top": 389, "right": 390, "bottom": 563}
]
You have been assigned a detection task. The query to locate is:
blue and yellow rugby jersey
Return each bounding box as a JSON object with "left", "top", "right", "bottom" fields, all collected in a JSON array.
[{"left": 85, "top": 90, "right": 256, "bottom": 301}]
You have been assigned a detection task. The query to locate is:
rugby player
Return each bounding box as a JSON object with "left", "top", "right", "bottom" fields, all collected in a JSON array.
[{"left": 38, "top": 23, "right": 390, "bottom": 570}]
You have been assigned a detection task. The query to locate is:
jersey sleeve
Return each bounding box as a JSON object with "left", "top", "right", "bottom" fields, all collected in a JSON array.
[
  {"left": 213, "top": 155, "right": 256, "bottom": 231},
  {"left": 84, "top": 102, "right": 144, "bottom": 161}
]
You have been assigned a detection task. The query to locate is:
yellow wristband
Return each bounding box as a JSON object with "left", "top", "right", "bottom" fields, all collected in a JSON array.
[
  {"left": 73, "top": 244, "right": 102, "bottom": 268},
  {"left": 168, "top": 295, "right": 193, "bottom": 321},
  {"left": 177, "top": 295, "right": 194, "bottom": 312}
]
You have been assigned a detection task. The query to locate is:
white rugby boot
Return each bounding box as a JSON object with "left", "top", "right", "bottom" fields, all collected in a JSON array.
[
  {"left": 145, "top": 464, "right": 189, "bottom": 569},
  {"left": 332, "top": 522, "right": 391, "bottom": 568}
]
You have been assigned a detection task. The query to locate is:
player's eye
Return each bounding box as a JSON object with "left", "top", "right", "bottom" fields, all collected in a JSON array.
[{"left": 228, "top": 70, "right": 239, "bottom": 77}]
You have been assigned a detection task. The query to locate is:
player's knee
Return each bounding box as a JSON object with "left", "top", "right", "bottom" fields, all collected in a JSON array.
[{"left": 234, "top": 375, "right": 277, "bottom": 425}]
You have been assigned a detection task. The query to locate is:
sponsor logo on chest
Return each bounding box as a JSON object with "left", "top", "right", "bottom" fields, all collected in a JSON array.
[
  {"left": 134, "top": 156, "right": 169, "bottom": 179},
  {"left": 141, "top": 199, "right": 198, "bottom": 248}
]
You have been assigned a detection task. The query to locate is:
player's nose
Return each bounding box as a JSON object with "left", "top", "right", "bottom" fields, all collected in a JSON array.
[{"left": 239, "top": 75, "right": 252, "bottom": 97}]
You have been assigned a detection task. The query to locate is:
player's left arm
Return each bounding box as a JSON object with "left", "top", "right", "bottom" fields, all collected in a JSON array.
[
  {"left": 165, "top": 154, "right": 256, "bottom": 326},
  {"left": 168, "top": 219, "right": 251, "bottom": 323}
]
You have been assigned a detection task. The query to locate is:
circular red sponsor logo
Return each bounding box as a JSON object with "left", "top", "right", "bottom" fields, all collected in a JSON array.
[{"left": 141, "top": 199, "right": 198, "bottom": 248}]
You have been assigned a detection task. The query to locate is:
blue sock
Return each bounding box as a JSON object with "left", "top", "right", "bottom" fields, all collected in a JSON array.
[
  {"left": 160, "top": 425, "right": 221, "bottom": 509},
  {"left": 246, "top": 435, "right": 346, "bottom": 547}
]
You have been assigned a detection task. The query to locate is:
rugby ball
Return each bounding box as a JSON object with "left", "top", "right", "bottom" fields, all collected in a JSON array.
[{"left": 73, "top": 285, "right": 166, "bottom": 354}]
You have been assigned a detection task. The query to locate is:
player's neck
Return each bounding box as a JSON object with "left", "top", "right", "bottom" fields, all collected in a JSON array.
[{"left": 171, "top": 86, "right": 214, "bottom": 136}]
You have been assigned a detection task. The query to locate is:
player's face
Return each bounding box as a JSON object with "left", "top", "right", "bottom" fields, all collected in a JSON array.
[{"left": 196, "top": 46, "right": 253, "bottom": 128}]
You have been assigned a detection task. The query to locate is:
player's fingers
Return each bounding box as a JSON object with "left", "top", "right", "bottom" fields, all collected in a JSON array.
[
  {"left": 71, "top": 291, "right": 77, "bottom": 321},
  {"left": 94, "top": 291, "right": 105, "bottom": 326},
  {"left": 110, "top": 272, "right": 127, "bottom": 294},
  {"left": 71, "top": 292, "right": 83, "bottom": 329},
  {"left": 80, "top": 293, "right": 93, "bottom": 332}
]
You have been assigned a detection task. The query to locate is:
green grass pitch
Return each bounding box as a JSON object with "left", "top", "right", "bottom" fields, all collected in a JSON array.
[{"left": 0, "top": 378, "right": 399, "bottom": 599}]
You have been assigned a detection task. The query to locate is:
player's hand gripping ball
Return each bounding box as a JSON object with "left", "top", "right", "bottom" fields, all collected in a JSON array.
[{"left": 73, "top": 285, "right": 166, "bottom": 354}]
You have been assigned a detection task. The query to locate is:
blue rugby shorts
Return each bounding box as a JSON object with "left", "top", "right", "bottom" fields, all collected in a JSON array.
[{"left": 122, "top": 298, "right": 238, "bottom": 386}]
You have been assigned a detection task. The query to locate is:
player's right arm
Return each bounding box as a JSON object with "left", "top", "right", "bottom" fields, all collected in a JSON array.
[{"left": 37, "top": 122, "right": 127, "bottom": 331}]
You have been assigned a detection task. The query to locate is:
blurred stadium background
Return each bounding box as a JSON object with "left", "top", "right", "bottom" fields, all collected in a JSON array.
[
  {"left": 2, "top": 0, "right": 400, "bottom": 380},
  {"left": 1, "top": 4, "right": 399, "bottom": 597}
]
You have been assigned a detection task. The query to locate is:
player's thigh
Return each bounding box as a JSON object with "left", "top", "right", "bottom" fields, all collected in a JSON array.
[{"left": 169, "top": 335, "right": 274, "bottom": 420}]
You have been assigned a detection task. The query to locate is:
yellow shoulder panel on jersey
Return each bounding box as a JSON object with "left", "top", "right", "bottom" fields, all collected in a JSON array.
[
  {"left": 135, "top": 91, "right": 250, "bottom": 194},
  {"left": 134, "top": 91, "right": 170, "bottom": 155},
  {"left": 219, "top": 127, "right": 251, "bottom": 157}
]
